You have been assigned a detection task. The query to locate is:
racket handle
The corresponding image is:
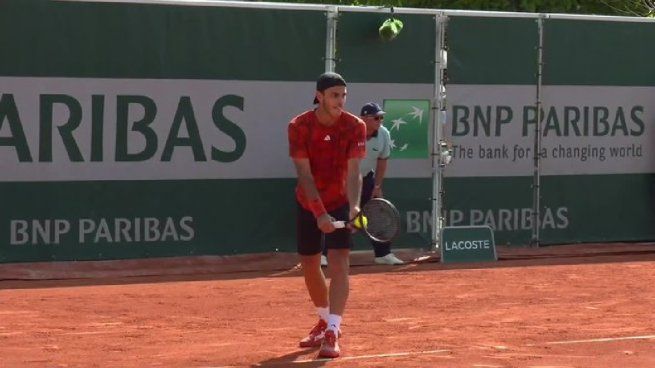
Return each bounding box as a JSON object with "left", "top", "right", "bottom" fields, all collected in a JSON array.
[{"left": 332, "top": 221, "right": 346, "bottom": 229}]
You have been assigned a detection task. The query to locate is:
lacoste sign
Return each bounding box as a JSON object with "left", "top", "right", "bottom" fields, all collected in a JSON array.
[{"left": 440, "top": 225, "right": 497, "bottom": 263}]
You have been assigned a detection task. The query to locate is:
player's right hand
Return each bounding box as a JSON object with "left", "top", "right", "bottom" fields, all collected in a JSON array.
[{"left": 317, "top": 213, "right": 336, "bottom": 233}]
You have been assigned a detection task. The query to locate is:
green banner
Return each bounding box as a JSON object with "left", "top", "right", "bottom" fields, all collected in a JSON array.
[
  {"left": 0, "top": 0, "right": 326, "bottom": 80},
  {"left": 448, "top": 16, "right": 538, "bottom": 85},
  {"left": 0, "top": 178, "right": 436, "bottom": 263},
  {"left": 543, "top": 19, "right": 655, "bottom": 86},
  {"left": 383, "top": 99, "right": 430, "bottom": 158},
  {"left": 336, "top": 12, "right": 435, "bottom": 83}
]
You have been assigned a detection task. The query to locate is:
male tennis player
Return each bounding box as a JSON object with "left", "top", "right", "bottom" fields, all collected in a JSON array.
[{"left": 288, "top": 72, "right": 366, "bottom": 358}]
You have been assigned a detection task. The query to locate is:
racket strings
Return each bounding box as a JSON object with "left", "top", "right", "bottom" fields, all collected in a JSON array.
[{"left": 361, "top": 199, "right": 400, "bottom": 242}]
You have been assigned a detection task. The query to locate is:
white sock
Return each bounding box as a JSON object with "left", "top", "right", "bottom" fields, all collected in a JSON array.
[
  {"left": 317, "top": 307, "right": 329, "bottom": 322},
  {"left": 327, "top": 314, "right": 342, "bottom": 332}
]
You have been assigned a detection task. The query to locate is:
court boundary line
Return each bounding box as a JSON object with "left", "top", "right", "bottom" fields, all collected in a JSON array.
[
  {"left": 246, "top": 334, "right": 655, "bottom": 366},
  {"left": 293, "top": 349, "right": 451, "bottom": 364},
  {"left": 531, "top": 334, "right": 655, "bottom": 346},
  {"left": 208, "top": 348, "right": 452, "bottom": 367}
]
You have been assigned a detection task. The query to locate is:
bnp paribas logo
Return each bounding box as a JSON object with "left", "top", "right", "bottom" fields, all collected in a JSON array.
[{"left": 382, "top": 99, "right": 430, "bottom": 159}]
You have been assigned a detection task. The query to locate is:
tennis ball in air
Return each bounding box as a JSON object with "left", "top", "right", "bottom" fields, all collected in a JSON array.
[
  {"left": 379, "top": 18, "right": 404, "bottom": 42},
  {"left": 353, "top": 215, "right": 368, "bottom": 229}
]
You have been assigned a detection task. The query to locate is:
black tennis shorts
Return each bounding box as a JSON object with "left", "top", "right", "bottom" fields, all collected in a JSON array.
[{"left": 296, "top": 201, "right": 353, "bottom": 256}]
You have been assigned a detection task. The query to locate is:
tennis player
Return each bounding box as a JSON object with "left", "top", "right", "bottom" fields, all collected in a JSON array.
[{"left": 288, "top": 72, "right": 366, "bottom": 358}]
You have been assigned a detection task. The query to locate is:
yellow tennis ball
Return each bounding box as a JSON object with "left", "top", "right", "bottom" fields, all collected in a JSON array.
[{"left": 353, "top": 215, "right": 368, "bottom": 229}]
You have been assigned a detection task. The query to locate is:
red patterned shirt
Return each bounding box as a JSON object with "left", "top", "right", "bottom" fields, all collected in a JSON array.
[{"left": 289, "top": 110, "right": 366, "bottom": 211}]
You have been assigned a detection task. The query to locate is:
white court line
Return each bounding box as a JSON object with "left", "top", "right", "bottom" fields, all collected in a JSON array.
[
  {"left": 205, "top": 334, "right": 655, "bottom": 367},
  {"left": 536, "top": 334, "right": 655, "bottom": 346},
  {"left": 296, "top": 349, "right": 451, "bottom": 363},
  {"left": 205, "top": 349, "right": 451, "bottom": 368},
  {"left": 0, "top": 332, "right": 24, "bottom": 336},
  {"left": 62, "top": 331, "right": 113, "bottom": 335}
]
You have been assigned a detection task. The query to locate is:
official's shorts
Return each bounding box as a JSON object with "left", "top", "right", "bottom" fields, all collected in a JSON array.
[{"left": 296, "top": 201, "right": 353, "bottom": 256}]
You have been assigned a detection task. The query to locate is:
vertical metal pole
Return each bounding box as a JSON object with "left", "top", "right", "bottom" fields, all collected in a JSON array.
[
  {"left": 431, "top": 14, "right": 447, "bottom": 251},
  {"left": 325, "top": 6, "right": 338, "bottom": 72},
  {"left": 531, "top": 15, "right": 545, "bottom": 247}
]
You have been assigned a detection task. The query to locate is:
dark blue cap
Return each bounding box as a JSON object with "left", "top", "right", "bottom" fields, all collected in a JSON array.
[{"left": 360, "top": 102, "right": 385, "bottom": 116}]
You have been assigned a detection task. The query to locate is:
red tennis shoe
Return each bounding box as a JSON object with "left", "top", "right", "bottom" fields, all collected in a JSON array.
[
  {"left": 318, "top": 329, "right": 340, "bottom": 358},
  {"left": 299, "top": 319, "right": 327, "bottom": 348}
]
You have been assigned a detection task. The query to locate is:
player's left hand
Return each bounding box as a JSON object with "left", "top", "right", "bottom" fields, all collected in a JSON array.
[{"left": 372, "top": 186, "right": 383, "bottom": 198}]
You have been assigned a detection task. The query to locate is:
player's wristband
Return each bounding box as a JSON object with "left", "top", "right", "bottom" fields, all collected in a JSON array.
[{"left": 308, "top": 198, "right": 327, "bottom": 218}]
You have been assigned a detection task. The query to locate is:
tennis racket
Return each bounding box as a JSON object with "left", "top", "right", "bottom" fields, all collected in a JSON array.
[{"left": 333, "top": 198, "right": 401, "bottom": 243}]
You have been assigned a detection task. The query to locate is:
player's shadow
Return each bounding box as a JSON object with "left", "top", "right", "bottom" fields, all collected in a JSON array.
[{"left": 253, "top": 348, "right": 328, "bottom": 367}]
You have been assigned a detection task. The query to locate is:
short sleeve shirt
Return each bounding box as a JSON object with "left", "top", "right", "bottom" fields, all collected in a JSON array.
[
  {"left": 288, "top": 110, "right": 367, "bottom": 211},
  {"left": 359, "top": 125, "right": 391, "bottom": 175}
]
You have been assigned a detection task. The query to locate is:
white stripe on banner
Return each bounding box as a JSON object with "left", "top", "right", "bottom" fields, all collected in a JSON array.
[
  {"left": 0, "top": 77, "right": 432, "bottom": 181},
  {"left": 2, "top": 78, "right": 653, "bottom": 181}
]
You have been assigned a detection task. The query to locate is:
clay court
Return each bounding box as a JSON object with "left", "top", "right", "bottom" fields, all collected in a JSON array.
[{"left": 1, "top": 243, "right": 655, "bottom": 367}]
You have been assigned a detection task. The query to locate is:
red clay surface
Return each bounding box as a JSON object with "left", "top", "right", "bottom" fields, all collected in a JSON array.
[{"left": 1, "top": 243, "right": 655, "bottom": 367}]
